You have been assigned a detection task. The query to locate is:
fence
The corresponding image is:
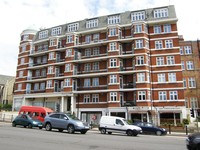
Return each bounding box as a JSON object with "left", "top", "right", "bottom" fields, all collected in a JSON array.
[{"left": 0, "top": 111, "right": 18, "bottom": 122}]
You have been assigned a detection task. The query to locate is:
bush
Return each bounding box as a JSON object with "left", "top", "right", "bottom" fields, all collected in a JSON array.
[
  {"left": 1, "top": 104, "right": 12, "bottom": 111},
  {"left": 182, "top": 118, "right": 189, "bottom": 125}
]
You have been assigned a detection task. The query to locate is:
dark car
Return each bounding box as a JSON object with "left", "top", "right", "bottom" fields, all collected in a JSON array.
[
  {"left": 186, "top": 132, "right": 200, "bottom": 150},
  {"left": 12, "top": 114, "right": 43, "bottom": 129},
  {"left": 43, "top": 112, "right": 90, "bottom": 134},
  {"left": 133, "top": 122, "right": 167, "bottom": 136}
]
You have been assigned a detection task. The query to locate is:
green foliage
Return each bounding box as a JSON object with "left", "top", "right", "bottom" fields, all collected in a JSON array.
[
  {"left": 1, "top": 104, "right": 12, "bottom": 111},
  {"left": 182, "top": 118, "right": 189, "bottom": 125}
]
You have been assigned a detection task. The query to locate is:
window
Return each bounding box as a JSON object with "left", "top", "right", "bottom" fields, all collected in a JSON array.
[
  {"left": 138, "top": 91, "right": 146, "bottom": 100},
  {"left": 169, "top": 91, "right": 178, "bottom": 100},
  {"left": 84, "top": 95, "right": 90, "bottom": 103},
  {"left": 191, "top": 97, "right": 198, "bottom": 108},
  {"left": 85, "top": 49, "right": 91, "bottom": 57},
  {"left": 66, "top": 49, "right": 72, "bottom": 57},
  {"left": 47, "top": 80, "right": 53, "bottom": 88},
  {"left": 93, "top": 47, "right": 99, "bottom": 55},
  {"left": 17, "top": 83, "right": 22, "bottom": 90},
  {"left": 167, "top": 56, "right": 175, "bottom": 65},
  {"left": 110, "top": 75, "right": 117, "bottom": 84},
  {"left": 93, "top": 34, "right": 99, "bottom": 42},
  {"left": 163, "top": 24, "right": 171, "bottom": 33},
  {"left": 186, "top": 61, "right": 194, "bottom": 70},
  {"left": 109, "top": 28, "right": 117, "bottom": 36},
  {"left": 131, "top": 11, "right": 145, "bottom": 21},
  {"left": 165, "top": 39, "right": 173, "bottom": 48},
  {"left": 157, "top": 74, "right": 166, "bottom": 82},
  {"left": 20, "top": 58, "right": 25, "bottom": 64},
  {"left": 92, "top": 78, "right": 99, "bottom": 87},
  {"left": 168, "top": 73, "right": 176, "bottom": 82},
  {"left": 23, "top": 34, "right": 29, "bottom": 41},
  {"left": 35, "top": 70, "right": 40, "bottom": 77},
  {"left": 159, "top": 91, "right": 167, "bottom": 100},
  {"left": 92, "top": 94, "right": 99, "bottom": 103},
  {"left": 180, "top": 46, "right": 184, "bottom": 55},
  {"left": 86, "top": 19, "right": 98, "bottom": 28},
  {"left": 65, "top": 78, "right": 70, "bottom": 87},
  {"left": 137, "top": 73, "right": 145, "bottom": 82},
  {"left": 136, "top": 39, "right": 143, "bottom": 48},
  {"left": 155, "top": 40, "right": 163, "bottom": 49},
  {"left": 41, "top": 69, "right": 46, "bottom": 77},
  {"left": 135, "top": 25, "right": 142, "bottom": 33},
  {"left": 84, "top": 79, "right": 90, "bottom": 87},
  {"left": 34, "top": 83, "right": 39, "bottom": 91},
  {"left": 108, "top": 15, "right": 120, "bottom": 24},
  {"left": 181, "top": 61, "right": 185, "bottom": 70},
  {"left": 65, "top": 64, "right": 71, "bottom": 72},
  {"left": 39, "top": 30, "right": 48, "bottom": 39},
  {"left": 184, "top": 46, "right": 192, "bottom": 54},
  {"left": 188, "top": 77, "right": 196, "bottom": 88},
  {"left": 49, "top": 52, "right": 54, "bottom": 60},
  {"left": 110, "top": 58, "right": 117, "bottom": 67},
  {"left": 50, "top": 39, "right": 56, "bottom": 46},
  {"left": 85, "top": 35, "right": 91, "bottom": 43},
  {"left": 154, "top": 25, "right": 161, "bottom": 34},
  {"left": 136, "top": 56, "right": 144, "bottom": 65},
  {"left": 51, "top": 27, "right": 61, "bottom": 36},
  {"left": 156, "top": 57, "right": 164, "bottom": 66},
  {"left": 84, "top": 63, "right": 91, "bottom": 72},
  {"left": 110, "top": 42, "right": 117, "bottom": 51},
  {"left": 183, "top": 78, "right": 187, "bottom": 88},
  {"left": 154, "top": 8, "right": 168, "bottom": 18},
  {"left": 21, "top": 45, "right": 26, "bottom": 52},
  {"left": 48, "top": 66, "right": 53, "bottom": 74},
  {"left": 68, "top": 23, "right": 79, "bottom": 32},
  {"left": 19, "top": 71, "right": 23, "bottom": 78},
  {"left": 93, "top": 62, "right": 99, "bottom": 70},
  {"left": 110, "top": 92, "right": 117, "bottom": 101},
  {"left": 67, "top": 35, "right": 73, "bottom": 43},
  {"left": 40, "top": 82, "right": 45, "bottom": 90}
]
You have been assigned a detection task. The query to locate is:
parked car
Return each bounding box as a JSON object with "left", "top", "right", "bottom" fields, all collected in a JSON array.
[
  {"left": 12, "top": 114, "right": 43, "bottom": 129},
  {"left": 186, "top": 132, "right": 200, "bottom": 150},
  {"left": 99, "top": 116, "right": 142, "bottom": 136},
  {"left": 133, "top": 122, "right": 167, "bottom": 136},
  {"left": 43, "top": 112, "right": 90, "bottom": 134}
]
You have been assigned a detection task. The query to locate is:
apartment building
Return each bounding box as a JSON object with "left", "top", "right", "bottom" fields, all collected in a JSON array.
[
  {"left": 13, "top": 5, "right": 185, "bottom": 125},
  {"left": 179, "top": 36, "right": 200, "bottom": 121}
]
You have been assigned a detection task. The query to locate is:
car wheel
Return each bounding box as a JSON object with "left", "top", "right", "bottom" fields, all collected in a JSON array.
[
  {"left": 45, "top": 123, "right": 52, "bottom": 131},
  {"left": 127, "top": 130, "right": 133, "bottom": 136},
  {"left": 156, "top": 131, "right": 162, "bottom": 136},
  {"left": 58, "top": 129, "right": 63, "bottom": 132},
  {"left": 39, "top": 127, "right": 43, "bottom": 129},
  {"left": 68, "top": 125, "right": 75, "bottom": 134},
  {"left": 28, "top": 124, "right": 32, "bottom": 129},
  {"left": 81, "top": 131, "right": 87, "bottom": 134},
  {"left": 100, "top": 128, "right": 106, "bottom": 134},
  {"left": 12, "top": 122, "right": 16, "bottom": 127},
  {"left": 132, "top": 130, "right": 138, "bottom": 136},
  {"left": 108, "top": 132, "right": 112, "bottom": 135}
]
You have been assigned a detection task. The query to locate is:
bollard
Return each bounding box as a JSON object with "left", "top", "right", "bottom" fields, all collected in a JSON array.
[
  {"left": 3, "top": 114, "right": 5, "bottom": 122},
  {"left": 185, "top": 125, "right": 188, "bottom": 135},
  {"left": 168, "top": 124, "right": 171, "bottom": 134}
]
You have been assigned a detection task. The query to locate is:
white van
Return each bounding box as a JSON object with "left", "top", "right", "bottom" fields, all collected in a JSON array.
[{"left": 99, "top": 116, "right": 142, "bottom": 136}]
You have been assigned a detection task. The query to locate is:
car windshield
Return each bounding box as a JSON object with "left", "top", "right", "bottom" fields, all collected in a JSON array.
[
  {"left": 123, "top": 119, "right": 131, "bottom": 125},
  {"left": 66, "top": 114, "right": 79, "bottom": 120}
]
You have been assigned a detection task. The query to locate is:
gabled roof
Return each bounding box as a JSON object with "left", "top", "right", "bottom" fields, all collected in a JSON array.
[{"left": 0, "top": 74, "right": 15, "bottom": 85}]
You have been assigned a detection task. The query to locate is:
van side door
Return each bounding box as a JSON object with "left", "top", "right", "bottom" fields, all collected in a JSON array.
[{"left": 114, "top": 119, "right": 126, "bottom": 133}]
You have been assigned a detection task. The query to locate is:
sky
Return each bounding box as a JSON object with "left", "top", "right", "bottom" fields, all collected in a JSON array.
[{"left": 0, "top": 0, "right": 200, "bottom": 77}]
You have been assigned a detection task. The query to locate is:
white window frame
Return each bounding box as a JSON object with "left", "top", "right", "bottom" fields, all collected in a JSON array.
[
  {"left": 181, "top": 61, "right": 185, "bottom": 70},
  {"left": 131, "top": 11, "right": 145, "bottom": 21},
  {"left": 135, "top": 24, "right": 142, "bottom": 33},
  {"left": 49, "top": 52, "right": 54, "bottom": 60},
  {"left": 17, "top": 83, "right": 22, "bottom": 91},
  {"left": 165, "top": 39, "right": 173, "bottom": 48},
  {"left": 110, "top": 75, "right": 117, "bottom": 84},
  {"left": 154, "top": 25, "right": 161, "bottom": 34},
  {"left": 68, "top": 23, "right": 79, "bottom": 32},
  {"left": 183, "top": 78, "right": 187, "bottom": 88},
  {"left": 110, "top": 58, "right": 117, "bottom": 67},
  {"left": 136, "top": 39, "right": 143, "bottom": 48},
  {"left": 169, "top": 91, "right": 178, "bottom": 100},
  {"left": 46, "top": 80, "right": 53, "bottom": 88},
  {"left": 84, "top": 63, "right": 91, "bottom": 72},
  {"left": 93, "top": 62, "right": 99, "bottom": 71},
  {"left": 67, "top": 35, "right": 73, "bottom": 43},
  {"left": 110, "top": 92, "right": 117, "bottom": 101},
  {"left": 84, "top": 94, "right": 90, "bottom": 103},
  {"left": 66, "top": 49, "right": 72, "bottom": 57},
  {"left": 159, "top": 91, "right": 167, "bottom": 100},
  {"left": 168, "top": 73, "right": 176, "bottom": 82},
  {"left": 92, "top": 78, "right": 99, "bottom": 87},
  {"left": 86, "top": 19, "right": 98, "bottom": 28},
  {"left": 155, "top": 40, "right": 163, "bottom": 49},
  {"left": 137, "top": 73, "right": 145, "bottom": 82},
  {"left": 51, "top": 27, "right": 61, "bottom": 36},
  {"left": 138, "top": 91, "right": 146, "bottom": 100},
  {"left": 85, "top": 35, "right": 91, "bottom": 43},
  {"left": 108, "top": 15, "right": 120, "bottom": 24},
  {"left": 109, "top": 28, "right": 117, "bottom": 36},
  {"left": 158, "top": 74, "right": 166, "bottom": 83},
  {"left": 93, "top": 47, "right": 99, "bottom": 56},
  {"left": 85, "top": 49, "right": 91, "bottom": 57},
  {"left": 20, "top": 58, "right": 25, "bottom": 65},
  {"left": 19, "top": 71, "right": 23, "bottom": 78},
  {"left": 84, "top": 79, "right": 90, "bottom": 87},
  {"left": 136, "top": 56, "right": 144, "bottom": 65},
  {"left": 188, "top": 77, "right": 196, "bottom": 88},
  {"left": 39, "top": 30, "right": 48, "bottom": 39},
  {"left": 154, "top": 8, "right": 168, "bottom": 18},
  {"left": 180, "top": 46, "right": 184, "bottom": 55},
  {"left": 156, "top": 57, "right": 164, "bottom": 66},
  {"left": 167, "top": 56, "right": 175, "bottom": 65},
  {"left": 186, "top": 61, "right": 194, "bottom": 70},
  {"left": 48, "top": 66, "right": 54, "bottom": 74},
  {"left": 110, "top": 42, "right": 117, "bottom": 51},
  {"left": 163, "top": 24, "right": 171, "bottom": 33},
  {"left": 65, "top": 64, "right": 71, "bottom": 72},
  {"left": 184, "top": 46, "right": 192, "bottom": 54},
  {"left": 92, "top": 94, "right": 99, "bottom": 103}
]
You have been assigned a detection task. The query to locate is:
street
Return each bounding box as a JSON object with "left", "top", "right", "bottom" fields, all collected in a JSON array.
[{"left": 0, "top": 124, "right": 187, "bottom": 150}]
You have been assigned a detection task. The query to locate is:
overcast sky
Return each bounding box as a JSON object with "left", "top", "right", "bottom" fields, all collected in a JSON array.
[{"left": 1, "top": 0, "right": 199, "bottom": 76}]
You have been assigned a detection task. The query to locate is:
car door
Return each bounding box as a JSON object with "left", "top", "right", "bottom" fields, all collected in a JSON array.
[
  {"left": 113, "top": 119, "right": 126, "bottom": 134},
  {"left": 20, "top": 115, "right": 29, "bottom": 126},
  {"left": 143, "top": 123, "right": 154, "bottom": 134},
  {"left": 48, "top": 114, "right": 60, "bottom": 128},
  {"left": 58, "top": 114, "right": 69, "bottom": 129}
]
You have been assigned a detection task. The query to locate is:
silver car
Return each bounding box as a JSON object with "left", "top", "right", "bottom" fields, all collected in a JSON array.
[{"left": 43, "top": 113, "right": 89, "bottom": 134}]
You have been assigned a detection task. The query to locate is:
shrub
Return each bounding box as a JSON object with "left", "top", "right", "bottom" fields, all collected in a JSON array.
[{"left": 182, "top": 118, "right": 189, "bottom": 125}]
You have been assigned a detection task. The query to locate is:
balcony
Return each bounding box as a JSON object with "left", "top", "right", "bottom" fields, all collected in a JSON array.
[
  {"left": 123, "top": 82, "right": 136, "bottom": 89},
  {"left": 77, "top": 85, "right": 108, "bottom": 91}
]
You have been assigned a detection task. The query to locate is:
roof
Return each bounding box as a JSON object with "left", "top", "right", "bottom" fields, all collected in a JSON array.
[{"left": 0, "top": 74, "right": 15, "bottom": 85}]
